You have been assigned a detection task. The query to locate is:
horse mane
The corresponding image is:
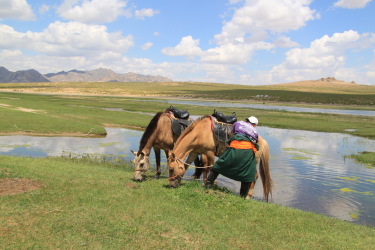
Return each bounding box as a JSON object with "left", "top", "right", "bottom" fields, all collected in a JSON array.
[
  {"left": 138, "top": 111, "right": 165, "bottom": 153},
  {"left": 175, "top": 115, "right": 211, "bottom": 144}
]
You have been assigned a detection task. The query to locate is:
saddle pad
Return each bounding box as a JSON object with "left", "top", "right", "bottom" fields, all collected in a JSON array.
[
  {"left": 171, "top": 117, "right": 192, "bottom": 136},
  {"left": 213, "top": 120, "right": 232, "bottom": 143}
]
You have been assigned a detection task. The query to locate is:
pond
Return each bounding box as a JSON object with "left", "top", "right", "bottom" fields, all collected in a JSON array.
[{"left": 0, "top": 127, "right": 374, "bottom": 227}]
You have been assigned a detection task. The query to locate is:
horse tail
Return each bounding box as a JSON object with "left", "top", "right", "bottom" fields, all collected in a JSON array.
[{"left": 259, "top": 139, "right": 272, "bottom": 202}]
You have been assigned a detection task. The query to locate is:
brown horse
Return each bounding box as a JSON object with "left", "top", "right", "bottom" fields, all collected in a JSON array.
[
  {"left": 132, "top": 111, "right": 202, "bottom": 181},
  {"left": 168, "top": 115, "right": 272, "bottom": 201}
]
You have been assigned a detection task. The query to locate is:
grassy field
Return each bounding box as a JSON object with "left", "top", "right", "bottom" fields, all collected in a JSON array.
[
  {"left": 1, "top": 155, "right": 374, "bottom": 249},
  {"left": 1, "top": 91, "right": 375, "bottom": 139},
  {"left": 0, "top": 80, "right": 375, "bottom": 106}
]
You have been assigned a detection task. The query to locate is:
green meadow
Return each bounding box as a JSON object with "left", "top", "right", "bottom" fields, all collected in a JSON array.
[
  {"left": 1, "top": 82, "right": 375, "bottom": 247},
  {"left": 0, "top": 90, "right": 374, "bottom": 139},
  {"left": 1, "top": 155, "right": 374, "bottom": 249}
]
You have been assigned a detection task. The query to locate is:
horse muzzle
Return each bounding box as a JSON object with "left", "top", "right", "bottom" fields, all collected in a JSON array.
[{"left": 168, "top": 175, "right": 182, "bottom": 188}]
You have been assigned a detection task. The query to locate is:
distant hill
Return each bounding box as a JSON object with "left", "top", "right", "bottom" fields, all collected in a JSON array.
[
  {"left": 268, "top": 77, "right": 372, "bottom": 94},
  {"left": 0, "top": 66, "right": 50, "bottom": 83},
  {"left": 45, "top": 68, "right": 173, "bottom": 82},
  {"left": 0, "top": 66, "right": 173, "bottom": 83}
]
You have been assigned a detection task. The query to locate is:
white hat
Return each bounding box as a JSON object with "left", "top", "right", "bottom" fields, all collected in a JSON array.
[{"left": 247, "top": 116, "right": 258, "bottom": 125}]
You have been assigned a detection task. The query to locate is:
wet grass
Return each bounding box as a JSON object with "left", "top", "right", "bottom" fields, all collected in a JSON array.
[
  {"left": 347, "top": 151, "right": 375, "bottom": 168},
  {"left": 1, "top": 155, "right": 374, "bottom": 248}
]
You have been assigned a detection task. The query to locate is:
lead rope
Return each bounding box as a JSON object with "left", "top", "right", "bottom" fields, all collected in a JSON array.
[
  {"left": 174, "top": 156, "right": 214, "bottom": 169},
  {"left": 167, "top": 156, "right": 213, "bottom": 181}
]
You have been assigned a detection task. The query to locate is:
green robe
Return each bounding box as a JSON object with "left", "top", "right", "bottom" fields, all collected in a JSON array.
[{"left": 213, "top": 134, "right": 258, "bottom": 182}]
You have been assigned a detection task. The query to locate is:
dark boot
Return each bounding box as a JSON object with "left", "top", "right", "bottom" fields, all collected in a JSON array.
[
  {"left": 205, "top": 169, "right": 219, "bottom": 189},
  {"left": 240, "top": 182, "right": 251, "bottom": 199}
]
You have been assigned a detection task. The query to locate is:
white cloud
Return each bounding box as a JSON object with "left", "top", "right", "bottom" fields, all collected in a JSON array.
[
  {"left": 273, "top": 36, "right": 300, "bottom": 48},
  {"left": 201, "top": 41, "right": 274, "bottom": 64},
  {"left": 271, "top": 30, "right": 375, "bottom": 84},
  {"left": 0, "top": 22, "right": 134, "bottom": 57},
  {"left": 0, "top": 25, "right": 25, "bottom": 48},
  {"left": 215, "top": 0, "right": 318, "bottom": 45},
  {"left": 162, "top": 36, "right": 203, "bottom": 58},
  {"left": 141, "top": 42, "right": 153, "bottom": 50},
  {"left": 134, "top": 8, "right": 160, "bottom": 19},
  {"left": 164, "top": 0, "right": 314, "bottom": 65},
  {"left": 334, "top": 0, "right": 373, "bottom": 8},
  {"left": 58, "top": 0, "right": 127, "bottom": 23},
  {"left": 0, "top": 0, "right": 35, "bottom": 20}
]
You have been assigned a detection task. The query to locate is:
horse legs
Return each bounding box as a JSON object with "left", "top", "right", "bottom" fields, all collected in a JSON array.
[
  {"left": 246, "top": 170, "right": 259, "bottom": 200},
  {"left": 203, "top": 152, "right": 215, "bottom": 182},
  {"left": 240, "top": 182, "right": 252, "bottom": 199},
  {"left": 192, "top": 155, "right": 203, "bottom": 179},
  {"left": 153, "top": 147, "right": 161, "bottom": 179}
]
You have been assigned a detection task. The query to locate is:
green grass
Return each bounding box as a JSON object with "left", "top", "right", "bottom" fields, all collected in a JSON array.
[
  {"left": 0, "top": 91, "right": 375, "bottom": 139},
  {"left": 347, "top": 151, "right": 375, "bottom": 168},
  {"left": 1, "top": 81, "right": 375, "bottom": 105},
  {"left": 1, "top": 155, "right": 374, "bottom": 249}
]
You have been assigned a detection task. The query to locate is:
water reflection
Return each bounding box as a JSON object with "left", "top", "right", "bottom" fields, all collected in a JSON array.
[
  {"left": 0, "top": 127, "right": 374, "bottom": 227},
  {"left": 0, "top": 128, "right": 143, "bottom": 159}
]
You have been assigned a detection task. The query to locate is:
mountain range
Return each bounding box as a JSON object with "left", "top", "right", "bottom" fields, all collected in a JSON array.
[{"left": 0, "top": 66, "right": 173, "bottom": 83}]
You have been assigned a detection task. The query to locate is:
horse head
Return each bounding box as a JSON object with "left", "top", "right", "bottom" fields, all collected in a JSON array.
[
  {"left": 131, "top": 150, "right": 151, "bottom": 182},
  {"left": 167, "top": 152, "right": 186, "bottom": 188}
]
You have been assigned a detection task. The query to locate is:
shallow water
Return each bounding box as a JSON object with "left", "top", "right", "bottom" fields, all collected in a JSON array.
[
  {"left": 0, "top": 127, "right": 374, "bottom": 227},
  {"left": 148, "top": 99, "right": 375, "bottom": 116}
]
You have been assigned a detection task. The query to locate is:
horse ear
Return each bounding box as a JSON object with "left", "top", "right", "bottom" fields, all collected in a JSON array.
[{"left": 131, "top": 150, "right": 137, "bottom": 156}]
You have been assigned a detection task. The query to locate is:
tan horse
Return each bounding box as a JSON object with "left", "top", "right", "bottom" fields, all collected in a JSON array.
[
  {"left": 132, "top": 111, "right": 202, "bottom": 181},
  {"left": 168, "top": 115, "right": 272, "bottom": 201}
]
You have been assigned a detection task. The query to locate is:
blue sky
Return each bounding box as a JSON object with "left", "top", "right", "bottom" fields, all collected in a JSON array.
[{"left": 0, "top": 0, "right": 374, "bottom": 85}]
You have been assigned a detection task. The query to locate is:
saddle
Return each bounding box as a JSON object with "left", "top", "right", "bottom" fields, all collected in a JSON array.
[
  {"left": 211, "top": 109, "right": 237, "bottom": 124},
  {"left": 166, "top": 105, "right": 190, "bottom": 119},
  {"left": 166, "top": 106, "right": 192, "bottom": 136}
]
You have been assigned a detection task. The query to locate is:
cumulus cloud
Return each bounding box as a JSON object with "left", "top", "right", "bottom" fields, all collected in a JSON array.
[
  {"left": 271, "top": 30, "right": 375, "bottom": 83},
  {"left": 135, "top": 8, "right": 160, "bottom": 19},
  {"left": 334, "top": 0, "right": 373, "bottom": 8},
  {"left": 215, "top": 0, "right": 318, "bottom": 45},
  {"left": 273, "top": 36, "right": 300, "bottom": 48},
  {"left": 0, "top": 0, "right": 35, "bottom": 20},
  {"left": 162, "top": 36, "right": 203, "bottom": 58},
  {"left": 201, "top": 41, "right": 274, "bottom": 64},
  {"left": 57, "top": 0, "right": 127, "bottom": 23},
  {"left": 163, "top": 0, "right": 315, "bottom": 65},
  {"left": 0, "top": 22, "right": 134, "bottom": 57}
]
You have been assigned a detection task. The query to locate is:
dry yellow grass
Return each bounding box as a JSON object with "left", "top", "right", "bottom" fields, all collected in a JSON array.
[{"left": 268, "top": 79, "right": 374, "bottom": 94}]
